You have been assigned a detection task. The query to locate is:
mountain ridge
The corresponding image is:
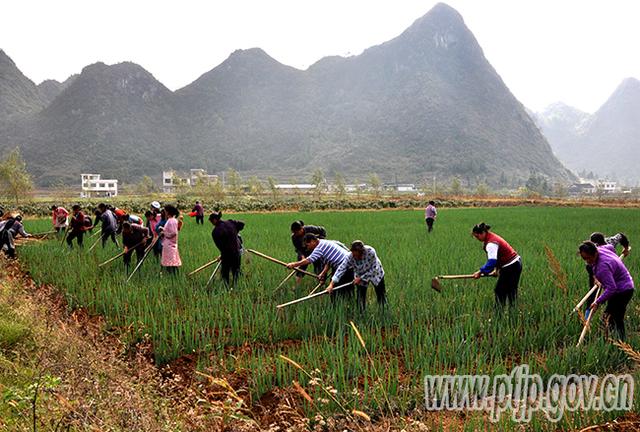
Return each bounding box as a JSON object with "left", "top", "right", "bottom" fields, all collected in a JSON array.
[{"left": 1, "top": 3, "right": 574, "bottom": 186}]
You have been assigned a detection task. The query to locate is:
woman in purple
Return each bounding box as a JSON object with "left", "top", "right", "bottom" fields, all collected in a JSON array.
[{"left": 579, "top": 241, "right": 634, "bottom": 340}]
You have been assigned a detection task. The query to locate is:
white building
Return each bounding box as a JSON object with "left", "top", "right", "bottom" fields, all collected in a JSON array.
[
  {"left": 162, "top": 169, "right": 219, "bottom": 193},
  {"left": 80, "top": 174, "right": 118, "bottom": 198},
  {"left": 384, "top": 183, "right": 417, "bottom": 193},
  {"left": 597, "top": 179, "right": 618, "bottom": 194},
  {"left": 274, "top": 184, "right": 315, "bottom": 192}
]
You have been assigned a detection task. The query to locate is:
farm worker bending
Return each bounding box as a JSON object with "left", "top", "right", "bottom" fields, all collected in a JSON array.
[
  {"left": 286, "top": 233, "right": 354, "bottom": 299},
  {"left": 584, "top": 232, "right": 631, "bottom": 318},
  {"left": 95, "top": 203, "right": 119, "bottom": 248},
  {"left": 209, "top": 211, "right": 245, "bottom": 285},
  {"left": 158, "top": 205, "right": 181, "bottom": 275},
  {"left": 51, "top": 205, "right": 69, "bottom": 234},
  {"left": 153, "top": 208, "right": 168, "bottom": 259},
  {"left": 290, "top": 220, "right": 327, "bottom": 284},
  {"left": 578, "top": 241, "right": 634, "bottom": 341},
  {"left": 192, "top": 201, "right": 205, "bottom": 225},
  {"left": 425, "top": 201, "right": 437, "bottom": 233},
  {"left": 327, "top": 240, "right": 386, "bottom": 311},
  {"left": 122, "top": 221, "right": 150, "bottom": 271},
  {"left": 0, "top": 215, "right": 31, "bottom": 259},
  {"left": 471, "top": 222, "right": 522, "bottom": 307},
  {"left": 67, "top": 205, "right": 91, "bottom": 248}
]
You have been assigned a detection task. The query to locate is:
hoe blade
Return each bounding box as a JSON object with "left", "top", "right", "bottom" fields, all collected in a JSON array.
[{"left": 431, "top": 277, "right": 442, "bottom": 292}]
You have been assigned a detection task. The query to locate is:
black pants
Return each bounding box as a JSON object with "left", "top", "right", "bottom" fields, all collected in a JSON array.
[
  {"left": 426, "top": 218, "right": 435, "bottom": 232},
  {"left": 0, "top": 232, "right": 15, "bottom": 259},
  {"left": 101, "top": 230, "right": 118, "bottom": 247},
  {"left": 66, "top": 230, "right": 84, "bottom": 248},
  {"left": 196, "top": 215, "right": 204, "bottom": 225},
  {"left": 124, "top": 246, "right": 145, "bottom": 268},
  {"left": 603, "top": 289, "right": 633, "bottom": 341},
  {"left": 331, "top": 268, "right": 355, "bottom": 302},
  {"left": 221, "top": 253, "right": 241, "bottom": 285},
  {"left": 356, "top": 277, "right": 387, "bottom": 311},
  {"left": 495, "top": 259, "right": 522, "bottom": 307}
]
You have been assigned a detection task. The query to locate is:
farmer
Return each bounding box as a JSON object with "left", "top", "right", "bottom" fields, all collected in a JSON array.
[
  {"left": 0, "top": 215, "right": 31, "bottom": 259},
  {"left": 158, "top": 205, "right": 181, "bottom": 274},
  {"left": 579, "top": 241, "right": 634, "bottom": 340},
  {"left": 122, "top": 221, "right": 150, "bottom": 271},
  {"left": 286, "top": 233, "right": 353, "bottom": 298},
  {"left": 471, "top": 222, "right": 522, "bottom": 307},
  {"left": 290, "top": 220, "right": 327, "bottom": 284},
  {"left": 425, "top": 201, "right": 437, "bottom": 233},
  {"left": 153, "top": 208, "right": 168, "bottom": 259},
  {"left": 67, "top": 204, "right": 91, "bottom": 248},
  {"left": 209, "top": 211, "right": 245, "bottom": 285},
  {"left": 51, "top": 205, "right": 69, "bottom": 234},
  {"left": 584, "top": 232, "right": 631, "bottom": 318},
  {"left": 95, "top": 203, "right": 119, "bottom": 248},
  {"left": 192, "top": 201, "right": 205, "bottom": 225},
  {"left": 327, "top": 240, "right": 386, "bottom": 311}
]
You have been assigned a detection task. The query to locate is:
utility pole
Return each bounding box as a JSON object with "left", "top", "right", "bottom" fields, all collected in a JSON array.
[{"left": 433, "top": 176, "right": 436, "bottom": 195}]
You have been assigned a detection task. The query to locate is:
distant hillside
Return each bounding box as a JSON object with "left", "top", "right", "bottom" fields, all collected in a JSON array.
[
  {"left": 0, "top": 49, "right": 45, "bottom": 122},
  {"left": 536, "top": 78, "right": 640, "bottom": 183},
  {"left": 0, "top": 3, "right": 573, "bottom": 186},
  {"left": 37, "top": 75, "right": 77, "bottom": 105}
]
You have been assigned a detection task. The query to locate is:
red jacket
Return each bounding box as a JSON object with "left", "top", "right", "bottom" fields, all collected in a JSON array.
[{"left": 483, "top": 232, "right": 518, "bottom": 268}]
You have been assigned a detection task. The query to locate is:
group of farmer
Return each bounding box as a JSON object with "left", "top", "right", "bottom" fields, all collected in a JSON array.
[{"left": 1, "top": 199, "right": 635, "bottom": 339}]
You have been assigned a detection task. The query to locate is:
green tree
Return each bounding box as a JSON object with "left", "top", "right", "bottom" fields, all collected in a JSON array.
[
  {"left": 136, "top": 175, "right": 158, "bottom": 195},
  {"left": 226, "top": 169, "right": 243, "bottom": 196},
  {"left": 450, "top": 178, "right": 462, "bottom": 196},
  {"left": 476, "top": 183, "right": 490, "bottom": 197},
  {"left": 311, "top": 169, "right": 327, "bottom": 199},
  {"left": 248, "top": 176, "right": 264, "bottom": 195},
  {"left": 267, "top": 176, "right": 279, "bottom": 200},
  {"left": 368, "top": 173, "right": 382, "bottom": 197},
  {"left": 334, "top": 172, "right": 346, "bottom": 198},
  {"left": 0, "top": 148, "right": 34, "bottom": 205}
]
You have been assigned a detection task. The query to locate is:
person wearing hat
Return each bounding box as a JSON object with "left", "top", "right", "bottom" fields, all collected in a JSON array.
[
  {"left": 0, "top": 214, "right": 30, "bottom": 259},
  {"left": 66, "top": 205, "right": 91, "bottom": 248},
  {"left": 51, "top": 205, "right": 69, "bottom": 235},
  {"left": 209, "top": 211, "right": 245, "bottom": 285},
  {"left": 327, "top": 240, "right": 386, "bottom": 311}
]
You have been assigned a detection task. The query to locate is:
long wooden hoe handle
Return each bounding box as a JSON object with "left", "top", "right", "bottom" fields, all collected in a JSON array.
[
  {"left": 573, "top": 284, "right": 598, "bottom": 313},
  {"left": 276, "top": 281, "right": 354, "bottom": 309},
  {"left": 247, "top": 249, "right": 319, "bottom": 279},
  {"left": 126, "top": 236, "right": 159, "bottom": 283},
  {"left": 576, "top": 287, "right": 602, "bottom": 347},
  {"left": 98, "top": 238, "right": 148, "bottom": 268},
  {"left": 188, "top": 256, "right": 221, "bottom": 277}
]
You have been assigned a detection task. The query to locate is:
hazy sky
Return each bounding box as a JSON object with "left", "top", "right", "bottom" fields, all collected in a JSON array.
[{"left": 1, "top": 0, "right": 638, "bottom": 113}]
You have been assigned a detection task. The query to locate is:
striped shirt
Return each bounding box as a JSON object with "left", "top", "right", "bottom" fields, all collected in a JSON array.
[
  {"left": 306, "top": 239, "right": 350, "bottom": 270},
  {"left": 332, "top": 245, "right": 385, "bottom": 286}
]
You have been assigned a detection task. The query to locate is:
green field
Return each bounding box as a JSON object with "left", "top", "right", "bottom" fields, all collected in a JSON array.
[{"left": 19, "top": 207, "right": 640, "bottom": 429}]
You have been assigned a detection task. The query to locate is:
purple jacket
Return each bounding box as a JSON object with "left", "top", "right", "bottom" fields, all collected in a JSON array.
[
  {"left": 425, "top": 205, "right": 437, "bottom": 219},
  {"left": 593, "top": 246, "right": 634, "bottom": 305}
]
